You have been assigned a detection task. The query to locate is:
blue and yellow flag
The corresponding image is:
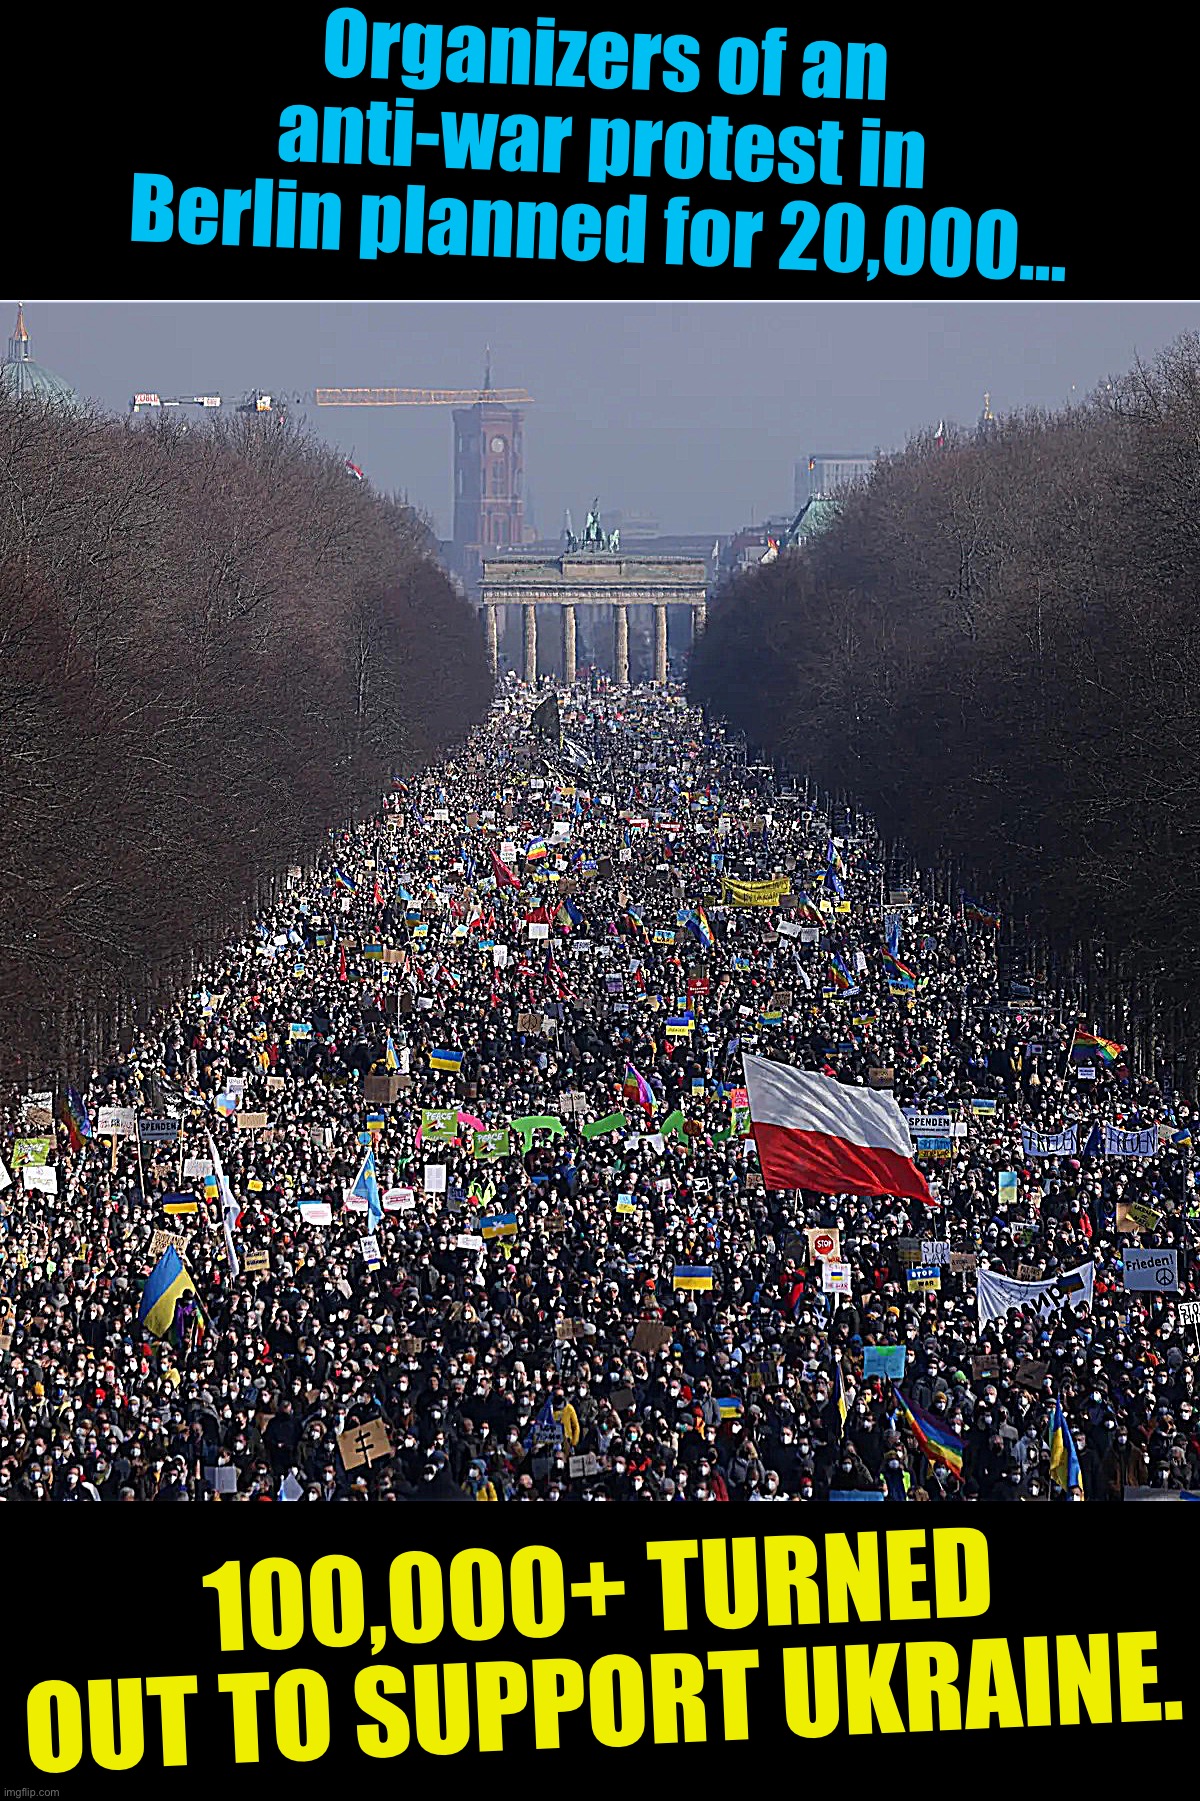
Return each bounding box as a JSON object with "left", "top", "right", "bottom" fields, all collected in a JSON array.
[
  {"left": 429, "top": 1048, "right": 463, "bottom": 1073},
  {"left": 385, "top": 1034, "right": 400, "bottom": 1072},
  {"left": 1049, "top": 1397, "right": 1083, "bottom": 1496},
  {"left": 480, "top": 1212, "right": 518, "bottom": 1239},
  {"left": 139, "top": 1246, "right": 200, "bottom": 1342}
]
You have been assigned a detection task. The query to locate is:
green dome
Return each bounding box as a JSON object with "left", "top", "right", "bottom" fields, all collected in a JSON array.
[{"left": 0, "top": 306, "right": 79, "bottom": 408}]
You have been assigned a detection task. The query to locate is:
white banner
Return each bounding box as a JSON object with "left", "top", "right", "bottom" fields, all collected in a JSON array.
[
  {"left": 1021, "top": 1124, "right": 1078, "bottom": 1157},
  {"left": 977, "top": 1261, "right": 1094, "bottom": 1324},
  {"left": 1103, "top": 1124, "right": 1160, "bottom": 1158}
]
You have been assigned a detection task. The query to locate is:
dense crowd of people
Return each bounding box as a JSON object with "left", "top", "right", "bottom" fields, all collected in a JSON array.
[{"left": 1, "top": 679, "right": 1196, "bottom": 1502}]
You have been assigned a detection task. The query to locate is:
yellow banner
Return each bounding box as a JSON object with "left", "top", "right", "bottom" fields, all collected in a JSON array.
[{"left": 720, "top": 876, "right": 792, "bottom": 907}]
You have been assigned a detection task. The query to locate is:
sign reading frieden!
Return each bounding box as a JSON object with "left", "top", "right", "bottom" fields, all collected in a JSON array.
[
  {"left": 1121, "top": 1247, "right": 1180, "bottom": 1291},
  {"left": 742, "top": 1053, "right": 931, "bottom": 1204}
]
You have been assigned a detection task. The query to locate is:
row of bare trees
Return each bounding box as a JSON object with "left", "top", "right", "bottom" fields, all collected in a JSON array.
[
  {"left": 690, "top": 333, "right": 1200, "bottom": 1077},
  {"left": 0, "top": 397, "right": 491, "bottom": 1079}
]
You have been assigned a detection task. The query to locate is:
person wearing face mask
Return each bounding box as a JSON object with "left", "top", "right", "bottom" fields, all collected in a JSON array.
[{"left": 1100, "top": 1423, "right": 1148, "bottom": 1499}]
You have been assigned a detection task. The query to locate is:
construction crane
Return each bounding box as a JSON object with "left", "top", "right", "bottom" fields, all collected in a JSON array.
[
  {"left": 315, "top": 348, "right": 532, "bottom": 409},
  {"left": 315, "top": 386, "right": 534, "bottom": 407}
]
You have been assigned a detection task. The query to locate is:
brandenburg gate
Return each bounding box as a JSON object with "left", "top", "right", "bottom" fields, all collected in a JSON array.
[{"left": 477, "top": 507, "right": 709, "bottom": 685}]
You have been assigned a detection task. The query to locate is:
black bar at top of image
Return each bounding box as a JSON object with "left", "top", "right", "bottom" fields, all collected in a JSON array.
[{"left": 20, "top": 8, "right": 1181, "bottom": 298}]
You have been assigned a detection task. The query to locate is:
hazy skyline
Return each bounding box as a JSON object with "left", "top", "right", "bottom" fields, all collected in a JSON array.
[{"left": 10, "top": 301, "right": 1198, "bottom": 538}]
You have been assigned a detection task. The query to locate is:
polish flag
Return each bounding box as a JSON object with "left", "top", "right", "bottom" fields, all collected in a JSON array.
[{"left": 742, "top": 1053, "right": 931, "bottom": 1203}]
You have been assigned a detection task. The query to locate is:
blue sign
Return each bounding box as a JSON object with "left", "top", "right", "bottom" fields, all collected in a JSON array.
[{"left": 862, "top": 1345, "right": 907, "bottom": 1381}]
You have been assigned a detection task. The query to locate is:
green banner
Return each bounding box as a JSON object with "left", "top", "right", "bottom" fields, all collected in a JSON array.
[
  {"left": 473, "top": 1128, "right": 511, "bottom": 1161},
  {"left": 509, "top": 1114, "right": 567, "bottom": 1152},
  {"left": 580, "top": 1111, "right": 628, "bottom": 1140}
]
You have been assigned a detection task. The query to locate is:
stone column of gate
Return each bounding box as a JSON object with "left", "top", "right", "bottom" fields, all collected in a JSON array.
[
  {"left": 523, "top": 603, "right": 538, "bottom": 684},
  {"left": 561, "top": 604, "right": 577, "bottom": 683},
  {"left": 692, "top": 600, "right": 707, "bottom": 647},
  {"left": 653, "top": 605, "right": 668, "bottom": 683},
  {"left": 484, "top": 605, "right": 498, "bottom": 673},
  {"left": 613, "top": 603, "right": 629, "bottom": 685}
]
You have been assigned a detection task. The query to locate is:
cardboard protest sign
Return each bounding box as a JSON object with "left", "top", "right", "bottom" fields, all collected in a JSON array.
[
  {"left": 806, "top": 1226, "right": 841, "bottom": 1262},
  {"left": 243, "top": 1251, "right": 270, "bottom": 1274},
  {"left": 149, "top": 1229, "right": 189, "bottom": 1260},
  {"left": 1116, "top": 1199, "right": 1163, "bottom": 1234},
  {"left": 633, "top": 1320, "right": 672, "bottom": 1354},
  {"left": 235, "top": 1112, "right": 268, "bottom": 1131},
  {"left": 337, "top": 1417, "right": 392, "bottom": 1472}
]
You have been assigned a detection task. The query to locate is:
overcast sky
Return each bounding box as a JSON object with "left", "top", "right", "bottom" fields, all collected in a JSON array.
[{"left": 9, "top": 301, "right": 1198, "bottom": 537}]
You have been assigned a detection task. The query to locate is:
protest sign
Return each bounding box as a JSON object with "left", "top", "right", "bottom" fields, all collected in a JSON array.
[
  {"left": 337, "top": 1418, "right": 392, "bottom": 1472},
  {"left": 1122, "top": 1247, "right": 1180, "bottom": 1291}
]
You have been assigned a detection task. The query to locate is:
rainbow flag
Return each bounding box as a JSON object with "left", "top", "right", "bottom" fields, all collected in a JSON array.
[
  {"left": 623, "top": 1062, "right": 654, "bottom": 1109},
  {"left": 896, "top": 1390, "right": 964, "bottom": 1480},
  {"left": 962, "top": 897, "right": 1000, "bottom": 928},
  {"left": 525, "top": 837, "right": 549, "bottom": 862},
  {"left": 1070, "top": 1029, "right": 1125, "bottom": 1065},
  {"left": 882, "top": 949, "right": 917, "bottom": 987},
  {"left": 688, "top": 905, "right": 715, "bottom": 950},
  {"left": 827, "top": 954, "right": 858, "bottom": 994},
  {"left": 332, "top": 866, "right": 356, "bottom": 892},
  {"left": 62, "top": 1086, "right": 92, "bottom": 1151}
]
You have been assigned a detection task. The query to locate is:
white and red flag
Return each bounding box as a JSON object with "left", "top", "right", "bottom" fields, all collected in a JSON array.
[{"left": 741, "top": 1053, "right": 932, "bottom": 1203}]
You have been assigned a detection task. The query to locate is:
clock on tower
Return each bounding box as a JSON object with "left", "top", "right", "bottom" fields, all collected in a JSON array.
[{"left": 453, "top": 400, "right": 525, "bottom": 557}]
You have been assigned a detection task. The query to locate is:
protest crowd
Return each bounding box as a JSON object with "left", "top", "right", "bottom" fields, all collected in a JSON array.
[{"left": 1, "top": 679, "right": 1196, "bottom": 1503}]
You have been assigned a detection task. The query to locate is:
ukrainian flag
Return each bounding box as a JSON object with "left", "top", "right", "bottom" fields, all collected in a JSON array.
[
  {"left": 759, "top": 1009, "right": 783, "bottom": 1027},
  {"left": 1049, "top": 1397, "right": 1083, "bottom": 1496},
  {"left": 833, "top": 1357, "right": 848, "bottom": 1437},
  {"left": 480, "top": 1212, "right": 518, "bottom": 1239},
  {"left": 385, "top": 1034, "right": 400, "bottom": 1072},
  {"left": 363, "top": 942, "right": 384, "bottom": 961},
  {"left": 716, "top": 1397, "right": 743, "bottom": 1420},
  {"left": 203, "top": 1171, "right": 220, "bottom": 1203},
  {"left": 429, "top": 1048, "right": 463, "bottom": 1073},
  {"left": 139, "top": 1246, "right": 200, "bottom": 1341},
  {"left": 673, "top": 1265, "right": 714, "bottom": 1291}
]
